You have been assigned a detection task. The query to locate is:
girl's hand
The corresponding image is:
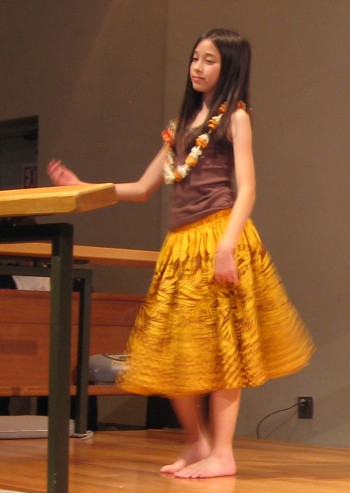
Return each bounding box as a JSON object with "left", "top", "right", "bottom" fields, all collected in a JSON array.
[
  {"left": 214, "top": 245, "right": 239, "bottom": 286},
  {"left": 47, "top": 159, "right": 83, "bottom": 186}
]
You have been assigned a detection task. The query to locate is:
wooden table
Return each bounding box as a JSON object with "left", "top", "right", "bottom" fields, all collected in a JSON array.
[{"left": 0, "top": 184, "right": 118, "bottom": 493}]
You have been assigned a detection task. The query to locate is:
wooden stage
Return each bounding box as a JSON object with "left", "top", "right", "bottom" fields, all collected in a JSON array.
[{"left": 0, "top": 429, "right": 349, "bottom": 493}]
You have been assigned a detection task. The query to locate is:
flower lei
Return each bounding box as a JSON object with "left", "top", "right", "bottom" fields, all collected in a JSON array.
[{"left": 161, "top": 101, "right": 246, "bottom": 184}]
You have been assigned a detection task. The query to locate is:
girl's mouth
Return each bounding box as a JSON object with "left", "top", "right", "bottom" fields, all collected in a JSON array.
[{"left": 192, "top": 76, "right": 204, "bottom": 83}]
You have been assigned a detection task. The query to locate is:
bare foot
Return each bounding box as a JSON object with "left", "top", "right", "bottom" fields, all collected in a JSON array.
[
  {"left": 160, "top": 439, "right": 211, "bottom": 474},
  {"left": 174, "top": 454, "right": 237, "bottom": 479}
]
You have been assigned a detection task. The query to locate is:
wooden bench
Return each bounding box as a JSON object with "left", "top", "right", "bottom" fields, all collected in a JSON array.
[{"left": 0, "top": 290, "right": 143, "bottom": 397}]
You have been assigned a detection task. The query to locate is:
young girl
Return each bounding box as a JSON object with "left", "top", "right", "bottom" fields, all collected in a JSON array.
[{"left": 48, "top": 28, "right": 314, "bottom": 479}]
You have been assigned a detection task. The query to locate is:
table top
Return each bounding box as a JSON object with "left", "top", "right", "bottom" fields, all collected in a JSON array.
[{"left": 0, "top": 184, "right": 117, "bottom": 217}]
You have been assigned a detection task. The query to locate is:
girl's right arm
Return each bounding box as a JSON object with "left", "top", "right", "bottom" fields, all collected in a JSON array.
[{"left": 47, "top": 146, "right": 167, "bottom": 202}]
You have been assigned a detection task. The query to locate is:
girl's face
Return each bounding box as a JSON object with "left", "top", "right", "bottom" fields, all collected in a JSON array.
[{"left": 190, "top": 38, "right": 221, "bottom": 101}]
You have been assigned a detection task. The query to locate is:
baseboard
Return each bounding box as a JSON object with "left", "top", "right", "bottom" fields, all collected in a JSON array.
[{"left": 0, "top": 415, "right": 74, "bottom": 439}]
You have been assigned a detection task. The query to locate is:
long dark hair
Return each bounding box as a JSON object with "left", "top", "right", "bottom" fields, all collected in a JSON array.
[{"left": 176, "top": 28, "right": 251, "bottom": 144}]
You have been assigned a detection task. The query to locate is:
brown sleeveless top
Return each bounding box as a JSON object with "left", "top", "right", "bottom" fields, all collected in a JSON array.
[{"left": 168, "top": 137, "right": 236, "bottom": 230}]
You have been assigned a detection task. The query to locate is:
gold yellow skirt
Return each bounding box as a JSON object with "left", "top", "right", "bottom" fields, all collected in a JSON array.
[{"left": 118, "top": 209, "right": 315, "bottom": 397}]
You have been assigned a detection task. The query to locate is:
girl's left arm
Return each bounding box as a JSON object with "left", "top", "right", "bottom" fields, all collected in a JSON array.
[{"left": 214, "top": 109, "right": 256, "bottom": 285}]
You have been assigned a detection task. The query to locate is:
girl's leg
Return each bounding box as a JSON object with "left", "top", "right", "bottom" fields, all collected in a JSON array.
[
  {"left": 175, "top": 388, "right": 241, "bottom": 478},
  {"left": 160, "top": 395, "right": 211, "bottom": 474}
]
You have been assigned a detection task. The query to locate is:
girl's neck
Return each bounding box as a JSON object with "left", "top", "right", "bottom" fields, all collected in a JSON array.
[
  {"left": 201, "top": 95, "right": 213, "bottom": 111},
  {"left": 191, "top": 102, "right": 211, "bottom": 129},
  {"left": 203, "top": 87, "right": 217, "bottom": 106},
  {"left": 194, "top": 92, "right": 216, "bottom": 121}
]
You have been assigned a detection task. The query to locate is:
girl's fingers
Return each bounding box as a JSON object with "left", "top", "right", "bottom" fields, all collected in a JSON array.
[
  {"left": 214, "top": 270, "right": 239, "bottom": 286},
  {"left": 47, "top": 160, "right": 68, "bottom": 184},
  {"left": 47, "top": 161, "right": 65, "bottom": 185}
]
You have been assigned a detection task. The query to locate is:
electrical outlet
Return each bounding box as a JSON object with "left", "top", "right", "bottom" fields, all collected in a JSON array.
[{"left": 298, "top": 396, "right": 313, "bottom": 419}]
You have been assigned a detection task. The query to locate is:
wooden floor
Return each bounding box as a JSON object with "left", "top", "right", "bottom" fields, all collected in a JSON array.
[{"left": 0, "top": 429, "right": 349, "bottom": 493}]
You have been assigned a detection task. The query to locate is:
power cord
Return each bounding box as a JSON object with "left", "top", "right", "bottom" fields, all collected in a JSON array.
[{"left": 256, "top": 403, "right": 298, "bottom": 439}]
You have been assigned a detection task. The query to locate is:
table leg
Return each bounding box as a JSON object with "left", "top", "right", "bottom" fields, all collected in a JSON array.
[
  {"left": 74, "top": 268, "right": 93, "bottom": 435},
  {"left": 48, "top": 224, "right": 73, "bottom": 493}
]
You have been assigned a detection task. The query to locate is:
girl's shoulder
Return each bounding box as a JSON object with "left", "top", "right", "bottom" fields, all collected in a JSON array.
[
  {"left": 231, "top": 100, "right": 248, "bottom": 118},
  {"left": 229, "top": 105, "right": 252, "bottom": 141},
  {"left": 230, "top": 100, "right": 250, "bottom": 124},
  {"left": 231, "top": 107, "right": 249, "bottom": 119}
]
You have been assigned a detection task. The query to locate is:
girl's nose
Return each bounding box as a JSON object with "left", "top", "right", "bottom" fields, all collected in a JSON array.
[{"left": 194, "top": 60, "right": 203, "bottom": 72}]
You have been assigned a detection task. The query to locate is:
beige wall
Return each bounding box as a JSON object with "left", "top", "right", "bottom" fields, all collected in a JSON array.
[
  {"left": 1, "top": 0, "right": 167, "bottom": 294},
  {"left": 1, "top": 0, "right": 350, "bottom": 447}
]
